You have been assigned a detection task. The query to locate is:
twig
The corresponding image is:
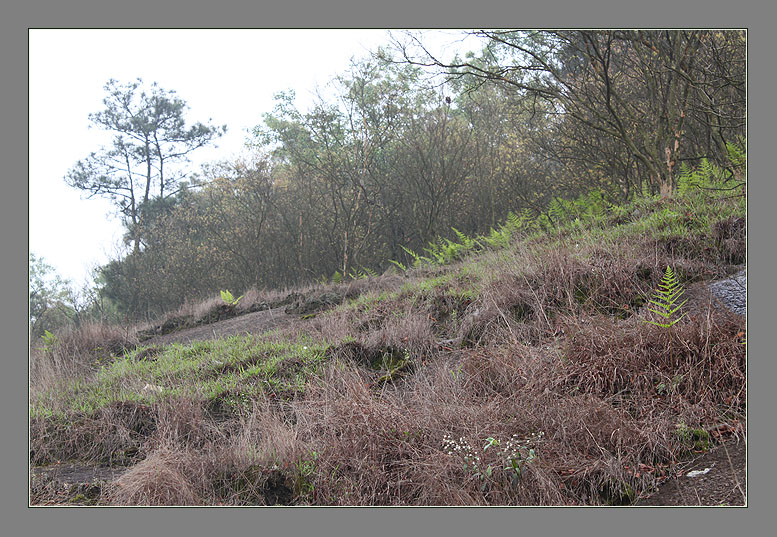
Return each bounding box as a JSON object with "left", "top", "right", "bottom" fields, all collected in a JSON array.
[
  {"left": 521, "top": 274, "right": 552, "bottom": 330},
  {"left": 489, "top": 293, "right": 518, "bottom": 344}
]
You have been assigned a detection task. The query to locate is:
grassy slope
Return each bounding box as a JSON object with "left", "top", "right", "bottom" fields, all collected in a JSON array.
[{"left": 30, "top": 184, "right": 746, "bottom": 506}]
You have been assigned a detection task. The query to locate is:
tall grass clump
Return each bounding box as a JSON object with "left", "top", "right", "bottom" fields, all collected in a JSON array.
[{"left": 30, "top": 321, "right": 139, "bottom": 399}]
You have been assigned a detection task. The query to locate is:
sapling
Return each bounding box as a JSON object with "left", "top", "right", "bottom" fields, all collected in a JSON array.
[
  {"left": 41, "top": 330, "right": 58, "bottom": 354},
  {"left": 220, "top": 289, "right": 244, "bottom": 307}
]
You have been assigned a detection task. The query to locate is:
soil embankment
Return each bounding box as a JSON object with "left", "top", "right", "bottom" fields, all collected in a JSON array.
[{"left": 143, "top": 306, "right": 294, "bottom": 346}]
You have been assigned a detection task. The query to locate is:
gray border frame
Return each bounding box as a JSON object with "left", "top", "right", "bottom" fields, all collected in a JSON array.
[{"left": 6, "top": 1, "right": 772, "bottom": 536}]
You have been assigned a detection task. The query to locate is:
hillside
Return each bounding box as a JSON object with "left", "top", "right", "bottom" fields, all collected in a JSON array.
[{"left": 29, "top": 185, "right": 746, "bottom": 506}]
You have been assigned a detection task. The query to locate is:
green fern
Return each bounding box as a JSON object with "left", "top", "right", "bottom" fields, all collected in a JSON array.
[
  {"left": 426, "top": 243, "right": 451, "bottom": 265},
  {"left": 400, "top": 245, "right": 431, "bottom": 268},
  {"left": 348, "top": 266, "right": 377, "bottom": 280},
  {"left": 677, "top": 148, "right": 746, "bottom": 196},
  {"left": 504, "top": 211, "right": 522, "bottom": 230},
  {"left": 644, "top": 266, "right": 688, "bottom": 328},
  {"left": 535, "top": 213, "right": 553, "bottom": 232},
  {"left": 547, "top": 198, "right": 566, "bottom": 225},
  {"left": 41, "top": 329, "right": 59, "bottom": 354},
  {"left": 677, "top": 162, "right": 695, "bottom": 194},
  {"left": 451, "top": 227, "right": 475, "bottom": 250},
  {"left": 726, "top": 140, "right": 746, "bottom": 169},
  {"left": 677, "top": 159, "right": 715, "bottom": 193},
  {"left": 388, "top": 259, "right": 407, "bottom": 272},
  {"left": 481, "top": 226, "right": 510, "bottom": 249},
  {"left": 726, "top": 140, "right": 747, "bottom": 183}
]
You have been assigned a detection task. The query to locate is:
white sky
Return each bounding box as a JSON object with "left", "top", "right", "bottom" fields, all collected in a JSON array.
[{"left": 29, "top": 29, "right": 478, "bottom": 288}]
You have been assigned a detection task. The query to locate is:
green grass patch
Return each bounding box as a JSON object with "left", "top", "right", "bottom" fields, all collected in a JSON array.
[{"left": 31, "top": 335, "right": 328, "bottom": 420}]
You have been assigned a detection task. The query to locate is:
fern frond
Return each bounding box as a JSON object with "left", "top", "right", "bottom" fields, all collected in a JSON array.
[
  {"left": 548, "top": 198, "right": 566, "bottom": 224},
  {"left": 400, "top": 245, "right": 420, "bottom": 261},
  {"left": 451, "top": 227, "right": 475, "bottom": 250},
  {"left": 388, "top": 259, "right": 407, "bottom": 272},
  {"left": 643, "top": 266, "right": 687, "bottom": 327},
  {"left": 505, "top": 211, "right": 522, "bottom": 230},
  {"left": 400, "top": 245, "right": 430, "bottom": 267}
]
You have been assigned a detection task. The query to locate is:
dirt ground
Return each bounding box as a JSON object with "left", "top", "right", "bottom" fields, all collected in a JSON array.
[
  {"left": 30, "top": 464, "right": 125, "bottom": 505},
  {"left": 30, "top": 439, "right": 746, "bottom": 506},
  {"left": 142, "top": 306, "right": 296, "bottom": 346},
  {"left": 635, "top": 439, "right": 746, "bottom": 506}
]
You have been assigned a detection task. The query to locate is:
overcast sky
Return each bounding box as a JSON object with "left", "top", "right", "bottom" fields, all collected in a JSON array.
[{"left": 29, "top": 29, "right": 478, "bottom": 288}]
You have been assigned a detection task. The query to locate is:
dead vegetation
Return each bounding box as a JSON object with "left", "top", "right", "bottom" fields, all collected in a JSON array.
[{"left": 29, "top": 192, "right": 746, "bottom": 506}]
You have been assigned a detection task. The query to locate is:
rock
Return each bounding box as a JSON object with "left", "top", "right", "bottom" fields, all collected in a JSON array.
[
  {"left": 708, "top": 268, "right": 746, "bottom": 316},
  {"left": 686, "top": 468, "right": 712, "bottom": 477}
]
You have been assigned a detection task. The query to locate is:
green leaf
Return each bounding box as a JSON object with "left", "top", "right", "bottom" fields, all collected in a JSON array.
[
  {"left": 483, "top": 437, "right": 499, "bottom": 451},
  {"left": 388, "top": 259, "right": 407, "bottom": 272},
  {"left": 220, "top": 289, "right": 243, "bottom": 306}
]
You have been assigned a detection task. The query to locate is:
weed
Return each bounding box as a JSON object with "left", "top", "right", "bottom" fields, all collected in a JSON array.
[
  {"left": 293, "top": 450, "right": 319, "bottom": 501},
  {"left": 442, "top": 432, "right": 544, "bottom": 492},
  {"left": 656, "top": 374, "right": 684, "bottom": 396},
  {"left": 220, "top": 290, "right": 244, "bottom": 307},
  {"left": 41, "top": 330, "right": 59, "bottom": 353}
]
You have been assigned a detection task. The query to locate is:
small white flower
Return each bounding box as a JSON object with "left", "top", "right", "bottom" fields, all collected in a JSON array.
[{"left": 142, "top": 383, "right": 164, "bottom": 393}]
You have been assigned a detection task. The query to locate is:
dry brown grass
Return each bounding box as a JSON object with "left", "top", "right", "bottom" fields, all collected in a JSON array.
[
  {"left": 361, "top": 307, "right": 436, "bottom": 358},
  {"left": 30, "top": 400, "right": 155, "bottom": 466},
  {"left": 454, "top": 236, "right": 727, "bottom": 350},
  {"left": 32, "top": 299, "right": 744, "bottom": 506},
  {"left": 269, "top": 288, "right": 744, "bottom": 506},
  {"left": 108, "top": 447, "right": 204, "bottom": 506},
  {"left": 557, "top": 310, "right": 746, "bottom": 417},
  {"left": 278, "top": 356, "right": 580, "bottom": 505},
  {"left": 30, "top": 321, "right": 139, "bottom": 404},
  {"left": 101, "top": 394, "right": 309, "bottom": 506},
  {"left": 29, "top": 192, "right": 746, "bottom": 506}
]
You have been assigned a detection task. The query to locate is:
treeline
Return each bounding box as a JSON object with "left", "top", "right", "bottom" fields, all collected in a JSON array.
[{"left": 60, "top": 30, "right": 746, "bottom": 321}]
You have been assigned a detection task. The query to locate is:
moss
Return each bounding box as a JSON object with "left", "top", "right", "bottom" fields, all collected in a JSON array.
[
  {"left": 69, "top": 492, "right": 96, "bottom": 505},
  {"left": 66, "top": 482, "right": 103, "bottom": 505},
  {"left": 689, "top": 429, "right": 710, "bottom": 451},
  {"left": 676, "top": 422, "right": 711, "bottom": 453}
]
